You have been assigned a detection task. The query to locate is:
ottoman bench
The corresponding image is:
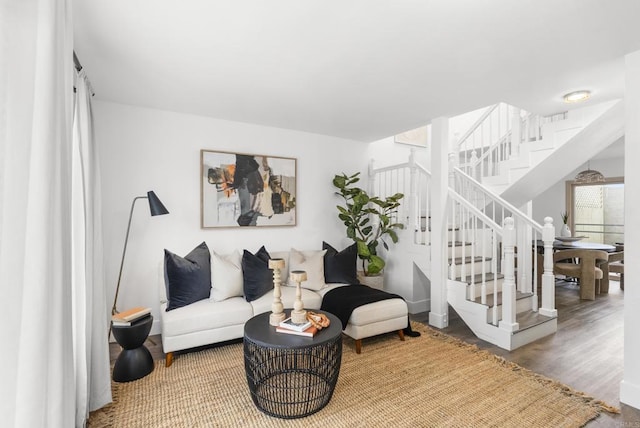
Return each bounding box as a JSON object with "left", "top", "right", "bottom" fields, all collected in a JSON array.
[{"left": 320, "top": 285, "right": 409, "bottom": 354}]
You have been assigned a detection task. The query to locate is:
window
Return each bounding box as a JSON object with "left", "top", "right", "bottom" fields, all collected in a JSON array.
[{"left": 566, "top": 177, "right": 624, "bottom": 245}]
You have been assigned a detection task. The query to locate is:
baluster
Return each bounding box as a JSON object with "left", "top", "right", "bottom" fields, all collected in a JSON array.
[{"left": 539, "top": 217, "right": 558, "bottom": 317}]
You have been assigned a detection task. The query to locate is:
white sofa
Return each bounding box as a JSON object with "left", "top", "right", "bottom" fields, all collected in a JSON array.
[{"left": 158, "top": 249, "right": 408, "bottom": 367}]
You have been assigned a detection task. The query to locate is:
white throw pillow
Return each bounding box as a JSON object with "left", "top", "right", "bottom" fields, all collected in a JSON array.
[
  {"left": 288, "top": 248, "right": 327, "bottom": 291},
  {"left": 210, "top": 250, "right": 244, "bottom": 301}
]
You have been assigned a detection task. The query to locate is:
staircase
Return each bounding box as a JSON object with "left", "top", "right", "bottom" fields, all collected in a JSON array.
[
  {"left": 367, "top": 99, "right": 623, "bottom": 350},
  {"left": 456, "top": 100, "right": 623, "bottom": 205},
  {"left": 368, "top": 150, "right": 558, "bottom": 351}
]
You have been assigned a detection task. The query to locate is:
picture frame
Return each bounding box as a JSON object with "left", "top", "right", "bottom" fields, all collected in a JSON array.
[{"left": 201, "top": 149, "right": 297, "bottom": 228}]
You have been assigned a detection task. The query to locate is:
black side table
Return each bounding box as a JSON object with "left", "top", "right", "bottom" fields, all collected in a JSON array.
[
  {"left": 112, "top": 315, "right": 154, "bottom": 382},
  {"left": 244, "top": 310, "right": 342, "bottom": 419}
]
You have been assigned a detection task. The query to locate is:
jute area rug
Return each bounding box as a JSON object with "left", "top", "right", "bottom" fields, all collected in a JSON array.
[{"left": 89, "top": 323, "right": 617, "bottom": 428}]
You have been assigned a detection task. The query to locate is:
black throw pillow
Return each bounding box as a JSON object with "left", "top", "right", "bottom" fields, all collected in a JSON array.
[
  {"left": 164, "top": 242, "right": 212, "bottom": 311},
  {"left": 242, "top": 246, "right": 274, "bottom": 302},
  {"left": 323, "top": 241, "right": 360, "bottom": 284}
]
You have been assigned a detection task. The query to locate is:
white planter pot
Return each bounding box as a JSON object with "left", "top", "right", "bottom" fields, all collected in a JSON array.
[
  {"left": 357, "top": 271, "right": 384, "bottom": 290},
  {"left": 560, "top": 224, "right": 572, "bottom": 237}
]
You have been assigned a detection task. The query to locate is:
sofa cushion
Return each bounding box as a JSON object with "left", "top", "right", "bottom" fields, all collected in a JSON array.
[
  {"left": 242, "top": 246, "right": 274, "bottom": 302},
  {"left": 288, "top": 248, "right": 327, "bottom": 290},
  {"left": 164, "top": 242, "right": 211, "bottom": 311},
  {"left": 211, "top": 250, "right": 243, "bottom": 301},
  {"left": 249, "top": 286, "right": 323, "bottom": 315},
  {"left": 161, "top": 297, "right": 253, "bottom": 337},
  {"left": 323, "top": 241, "right": 359, "bottom": 284}
]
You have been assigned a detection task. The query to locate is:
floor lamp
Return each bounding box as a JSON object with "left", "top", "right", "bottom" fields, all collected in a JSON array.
[{"left": 111, "top": 191, "right": 169, "bottom": 318}]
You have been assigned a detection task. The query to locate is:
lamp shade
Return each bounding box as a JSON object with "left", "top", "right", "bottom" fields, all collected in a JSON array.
[
  {"left": 575, "top": 168, "right": 605, "bottom": 184},
  {"left": 147, "top": 191, "right": 169, "bottom": 216}
]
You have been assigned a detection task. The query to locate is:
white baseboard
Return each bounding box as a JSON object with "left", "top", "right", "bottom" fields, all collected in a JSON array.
[
  {"left": 429, "top": 311, "right": 448, "bottom": 329},
  {"left": 406, "top": 298, "right": 430, "bottom": 314},
  {"left": 620, "top": 380, "right": 640, "bottom": 410}
]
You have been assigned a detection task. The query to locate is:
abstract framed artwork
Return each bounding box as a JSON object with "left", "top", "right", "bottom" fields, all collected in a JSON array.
[{"left": 201, "top": 150, "right": 297, "bottom": 228}]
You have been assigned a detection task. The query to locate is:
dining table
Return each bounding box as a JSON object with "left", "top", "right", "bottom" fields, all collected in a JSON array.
[{"left": 535, "top": 239, "right": 617, "bottom": 297}]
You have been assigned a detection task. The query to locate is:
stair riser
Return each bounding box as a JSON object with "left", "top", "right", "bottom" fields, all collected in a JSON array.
[
  {"left": 466, "top": 278, "right": 504, "bottom": 299},
  {"left": 450, "top": 260, "right": 493, "bottom": 278},
  {"left": 447, "top": 245, "right": 474, "bottom": 259},
  {"left": 486, "top": 295, "right": 534, "bottom": 324}
]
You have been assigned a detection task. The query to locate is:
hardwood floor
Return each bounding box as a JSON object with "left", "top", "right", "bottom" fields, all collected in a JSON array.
[
  {"left": 411, "top": 279, "right": 640, "bottom": 426},
  {"left": 110, "top": 279, "right": 640, "bottom": 426}
]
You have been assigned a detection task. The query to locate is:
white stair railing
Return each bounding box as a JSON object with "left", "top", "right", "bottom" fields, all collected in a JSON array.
[
  {"left": 368, "top": 149, "right": 557, "bottom": 335},
  {"left": 369, "top": 149, "right": 431, "bottom": 246},
  {"left": 456, "top": 103, "right": 566, "bottom": 182},
  {"left": 452, "top": 166, "right": 556, "bottom": 316}
]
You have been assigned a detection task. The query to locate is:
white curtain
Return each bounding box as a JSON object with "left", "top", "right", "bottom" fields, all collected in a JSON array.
[
  {"left": 0, "top": 1, "right": 111, "bottom": 426},
  {"left": 72, "top": 70, "right": 111, "bottom": 424}
]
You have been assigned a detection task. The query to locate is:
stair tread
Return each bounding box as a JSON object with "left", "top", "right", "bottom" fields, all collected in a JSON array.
[
  {"left": 514, "top": 310, "right": 557, "bottom": 332},
  {"left": 473, "top": 290, "right": 532, "bottom": 307},
  {"left": 447, "top": 241, "right": 472, "bottom": 247},
  {"left": 450, "top": 256, "right": 491, "bottom": 265},
  {"left": 458, "top": 272, "right": 503, "bottom": 283}
]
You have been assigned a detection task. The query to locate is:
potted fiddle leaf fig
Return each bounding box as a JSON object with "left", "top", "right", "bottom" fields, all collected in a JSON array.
[{"left": 333, "top": 172, "right": 404, "bottom": 279}]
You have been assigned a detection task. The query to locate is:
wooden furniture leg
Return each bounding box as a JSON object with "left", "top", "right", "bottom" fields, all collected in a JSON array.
[
  {"left": 398, "top": 330, "right": 405, "bottom": 341},
  {"left": 165, "top": 352, "right": 173, "bottom": 367},
  {"left": 355, "top": 339, "right": 362, "bottom": 354}
]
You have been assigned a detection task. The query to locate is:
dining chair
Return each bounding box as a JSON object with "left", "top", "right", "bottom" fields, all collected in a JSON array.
[
  {"left": 606, "top": 251, "right": 624, "bottom": 291},
  {"left": 553, "top": 249, "right": 609, "bottom": 300}
]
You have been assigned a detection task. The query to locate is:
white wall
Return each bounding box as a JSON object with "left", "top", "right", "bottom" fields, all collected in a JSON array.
[
  {"left": 94, "top": 101, "right": 368, "bottom": 335},
  {"left": 621, "top": 49, "right": 640, "bottom": 410},
  {"left": 532, "top": 156, "right": 624, "bottom": 234}
]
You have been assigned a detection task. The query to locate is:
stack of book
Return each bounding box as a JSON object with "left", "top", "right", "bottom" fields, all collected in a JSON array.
[
  {"left": 111, "top": 306, "right": 151, "bottom": 327},
  {"left": 275, "top": 317, "right": 318, "bottom": 337}
]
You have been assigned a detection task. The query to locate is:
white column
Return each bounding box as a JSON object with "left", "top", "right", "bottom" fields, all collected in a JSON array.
[
  {"left": 429, "top": 117, "right": 450, "bottom": 328},
  {"left": 621, "top": 49, "right": 640, "bottom": 409}
]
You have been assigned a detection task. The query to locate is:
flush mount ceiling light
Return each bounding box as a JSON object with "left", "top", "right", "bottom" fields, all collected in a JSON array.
[{"left": 563, "top": 90, "right": 591, "bottom": 103}]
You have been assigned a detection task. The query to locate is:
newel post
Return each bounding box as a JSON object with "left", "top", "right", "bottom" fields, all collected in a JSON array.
[
  {"left": 499, "top": 217, "right": 519, "bottom": 332},
  {"left": 539, "top": 217, "right": 558, "bottom": 317}
]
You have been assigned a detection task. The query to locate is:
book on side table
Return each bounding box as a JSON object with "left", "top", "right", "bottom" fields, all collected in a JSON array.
[
  {"left": 275, "top": 325, "right": 318, "bottom": 337},
  {"left": 278, "top": 317, "right": 312, "bottom": 332},
  {"left": 112, "top": 306, "right": 151, "bottom": 326}
]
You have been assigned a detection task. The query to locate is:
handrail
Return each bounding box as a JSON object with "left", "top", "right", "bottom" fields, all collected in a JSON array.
[
  {"left": 371, "top": 162, "right": 411, "bottom": 174},
  {"left": 456, "top": 104, "right": 499, "bottom": 149},
  {"left": 471, "top": 129, "right": 511, "bottom": 167},
  {"left": 448, "top": 189, "right": 503, "bottom": 233},
  {"left": 453, "top": 167, "right": 543, "bottom": 232}
]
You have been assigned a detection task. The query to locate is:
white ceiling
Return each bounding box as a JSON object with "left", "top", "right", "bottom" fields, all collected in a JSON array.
[{"left": 73, "top": 0, "right": 640, "bottom": 142}]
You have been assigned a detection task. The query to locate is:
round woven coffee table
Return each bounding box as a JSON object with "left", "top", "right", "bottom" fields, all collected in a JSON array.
[{"left": 243, "top": 310, "right": 342, "bottom": 419}]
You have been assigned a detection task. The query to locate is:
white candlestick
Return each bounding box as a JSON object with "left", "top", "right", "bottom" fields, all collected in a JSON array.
[
  {"left": 269, "top": 258, "right": 286, "bottom": 326},
  {"left": 290, "top": 270, "right": 308, "bottom": 324}
]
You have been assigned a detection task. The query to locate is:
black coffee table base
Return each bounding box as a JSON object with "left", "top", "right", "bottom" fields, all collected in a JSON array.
[{"left": 243, "top": 310, "right": 342, "bottom": 419}]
